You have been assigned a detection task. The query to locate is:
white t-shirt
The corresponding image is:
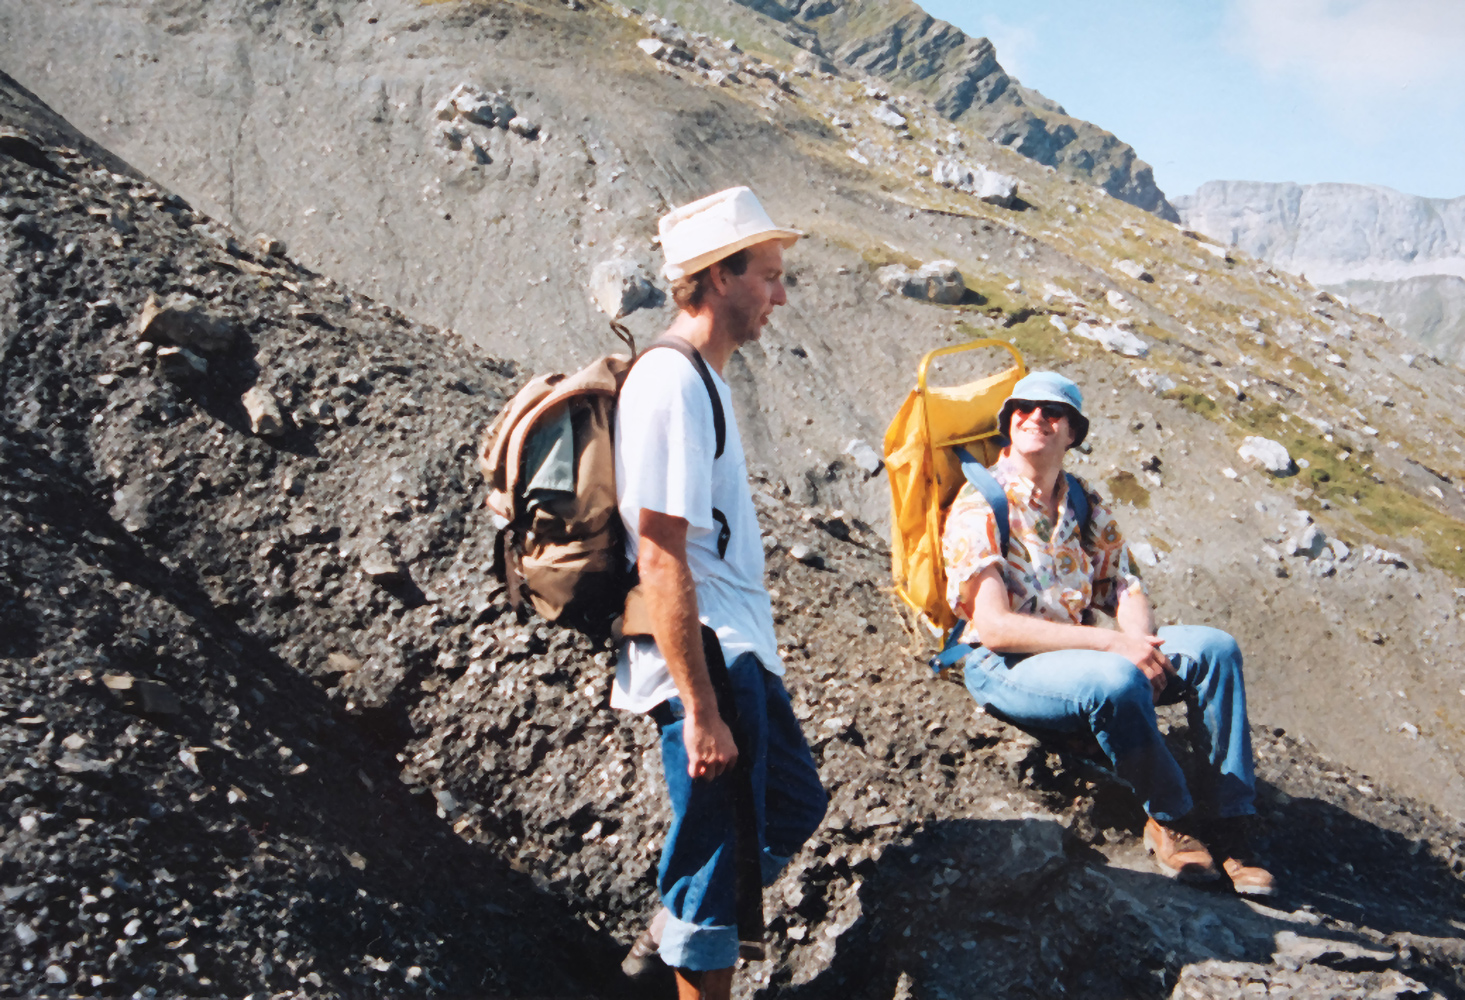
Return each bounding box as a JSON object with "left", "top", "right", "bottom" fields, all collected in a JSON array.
[{"left": 611, "top": 347, "right": 782, "bottom": 713}]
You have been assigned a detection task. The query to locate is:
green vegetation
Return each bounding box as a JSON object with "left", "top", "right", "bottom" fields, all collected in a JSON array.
[
  {"left": 861, "top": 244, "right": 924, "bottom": 272},
  {"left": 1105, "top": 471, "right": 1151, "bottom": 508},
  {"left": 1176, "top": 391, "right": 1217, "bottom": 416}
]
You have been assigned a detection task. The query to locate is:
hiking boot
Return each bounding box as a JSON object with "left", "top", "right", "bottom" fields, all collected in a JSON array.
[
  {"left": 1210, "top": 817, "right": 1278, "bottom": 897},
  {"left": 1143, "top": 817, "right": 1221, "bottom": 883},
  {"left": 621, "top": 908, "right": 668, "bottom": 979}
]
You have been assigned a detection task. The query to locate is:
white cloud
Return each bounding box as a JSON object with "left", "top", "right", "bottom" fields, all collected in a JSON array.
[{"left": 1229, "top": 0, "right": 1465, "bottom": 97}]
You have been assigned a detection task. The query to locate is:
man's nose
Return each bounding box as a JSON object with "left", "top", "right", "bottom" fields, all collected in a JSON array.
[{"left": 772, "top": 280, "right": 787, "bottom": 306}]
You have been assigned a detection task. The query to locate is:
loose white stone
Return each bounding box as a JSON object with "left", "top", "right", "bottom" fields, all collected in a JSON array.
[
  {"left": 870, "top": 104, "right": 907, "bottom": 129},
  {"left": 1133, "top": 368, "right": 1175, "bottom": 393},
  {"left": 242, "top": 387, "right": 286, "bottom": 438},
  {"left": 845, "top": 439, "right": 884, "bottom": 475},
  {"left": 1072, "top": 321, "right": 1147, "bottom": 357},
  {"left": 1237, "top": 436, "right": 1293, "bottom": 475},
  {"left": 1113, "top": 259, "right": 1151, "bottom": 282},
  {"left": 1130, "top": 542, "right": 1158, "bottom": 567},
  {"left": 1106, "top": 289, "right": 1131, "bottom": 312}
]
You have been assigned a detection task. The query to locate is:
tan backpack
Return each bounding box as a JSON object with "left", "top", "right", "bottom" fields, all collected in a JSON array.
[{"left": 478, "top": 330, "right": 726, "bottom": 633}]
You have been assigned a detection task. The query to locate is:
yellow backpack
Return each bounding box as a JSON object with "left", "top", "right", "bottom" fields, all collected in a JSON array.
[{"left": 883, "top": 339, "right": 1026, "bottom": 639}]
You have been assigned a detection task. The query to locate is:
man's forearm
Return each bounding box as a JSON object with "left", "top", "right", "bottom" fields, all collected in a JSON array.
[
  {"left": 978, "top": 612, "right": 1117, "bottom": 656},
  {"left": 1115, "top": 588, "right": 1156, "bottom": 637},
  {"left": 641, "top": 551, "right": 719, "bottom": 719}
]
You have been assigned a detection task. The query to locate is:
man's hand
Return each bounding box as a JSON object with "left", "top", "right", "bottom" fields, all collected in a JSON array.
[
  {"left": 684, "top": 710, "right": 739, "bottom": 780},
  {"left": 1108, "top": 632, "right": 1174, "bottom": 701}
]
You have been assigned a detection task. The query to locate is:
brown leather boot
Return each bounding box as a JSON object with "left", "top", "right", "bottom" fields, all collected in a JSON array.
[
  {"left": 1211, "top": 817, "right": 1278, "bottom": 897},
  {"left": 1143, "top": 816, "right": 1221, "bottom": 883}
]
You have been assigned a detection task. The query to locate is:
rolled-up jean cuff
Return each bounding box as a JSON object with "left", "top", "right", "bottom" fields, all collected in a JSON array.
[
  {"left": 762, "top": 850, "right": 792, "bottom": 886},
  {"left": 659, "top": 913, "right": 739, "bottom": 972}
]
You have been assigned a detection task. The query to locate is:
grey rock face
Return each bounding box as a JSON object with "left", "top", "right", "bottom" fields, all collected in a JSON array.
[{"left": 1176, "top": 180, "right": 1465, "bottom": 356}]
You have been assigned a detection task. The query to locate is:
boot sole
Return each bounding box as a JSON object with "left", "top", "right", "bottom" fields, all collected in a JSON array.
[{"left": 1230, "top": 880, "right": 1278, "bottom": 897}]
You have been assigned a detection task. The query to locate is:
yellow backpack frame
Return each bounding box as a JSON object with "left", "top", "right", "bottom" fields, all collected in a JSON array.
[{"left": 883, "top": 339, "right": 1026, "bottom": 639}]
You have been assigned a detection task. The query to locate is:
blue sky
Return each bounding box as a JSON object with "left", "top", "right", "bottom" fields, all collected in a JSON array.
[{"left": 919, "top": 0, "right": 1465, "bottom": 201}]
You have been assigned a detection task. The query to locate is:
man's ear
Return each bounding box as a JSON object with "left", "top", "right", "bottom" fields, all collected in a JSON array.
[
  {"left": 1063, "top": 421, "right": 1078, "bottom": 449},
  {"left": 705, "top": 259, "right": 731, "bottom": 297}
]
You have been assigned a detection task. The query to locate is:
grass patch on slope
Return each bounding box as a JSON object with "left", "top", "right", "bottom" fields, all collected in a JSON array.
[{"left": 1233, "top": 404, "right": 1465, "bottom": 579}]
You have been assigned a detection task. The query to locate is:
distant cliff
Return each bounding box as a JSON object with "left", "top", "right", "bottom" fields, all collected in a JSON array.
[{"left": 1176, "top": 181, "right": 1465, "bottom": 356}]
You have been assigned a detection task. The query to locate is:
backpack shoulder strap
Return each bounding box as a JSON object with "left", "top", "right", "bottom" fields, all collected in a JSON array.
[
  {"left": 954, "top": 446, "right": 1009, "bottom": 557},
  {"left": 1064, "top": 472, "right": 1093, "bottom": 545},
  {"left": 638, "top": 337, "right": 726, "bottom": 459}
]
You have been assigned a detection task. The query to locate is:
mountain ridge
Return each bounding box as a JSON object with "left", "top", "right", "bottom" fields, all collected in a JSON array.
[{"left": 634, "top": 0, "right": 1179, "bottom": 219}]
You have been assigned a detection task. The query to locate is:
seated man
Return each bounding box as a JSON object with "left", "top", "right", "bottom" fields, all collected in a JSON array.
[{"left": 942, "top": 371, "right": 1275, "bottom": 895}]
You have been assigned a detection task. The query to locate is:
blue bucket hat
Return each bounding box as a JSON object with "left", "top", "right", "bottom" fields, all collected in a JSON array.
[{"left": 998, "top": 371, "right": 1089, "bottom": 449}]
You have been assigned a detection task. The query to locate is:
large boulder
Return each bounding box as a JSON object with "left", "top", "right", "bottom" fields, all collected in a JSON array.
[
  {"left": 876, "top": 263, "right": 917, "bottom": 297},
  {"left": 1238, "top": 436, "right": 1295, "bottom": 475},
  {"left": 589, "top": 257, "right": 661, "bottom": 319},
  {"left": 914, "top": 260, "right": 966, "bottom": 303},
  {"left": 136, "top": 293, "right": 238, "bottom": 354},
  {"left": 933, "top": 159, "right": 1018, "bottom": 207},
  {"left": 876, "top": 261, "right": 965, "bottom": 304}
]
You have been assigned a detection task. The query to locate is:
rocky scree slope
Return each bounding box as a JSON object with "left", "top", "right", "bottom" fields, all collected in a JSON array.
[
  {"left": 8, "top": 0, "right": 1465, "bottom": 864},
  {"left": 0, "top": 75, "right": 635, "bottom": 1000},
  {"left": 1176, "top": 181, "right": 1465, "bottom": 360},
  {"left": 4, "top": 77, "right": 1465, "bottom": 1000}
]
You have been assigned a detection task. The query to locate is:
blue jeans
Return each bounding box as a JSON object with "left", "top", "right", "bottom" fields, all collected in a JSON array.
[
  {"left": 653, "top": 654, "right": 827, "bottom": 971},
  {"left": 963, "top": 624, "right": 1255, "bottom": 823}
]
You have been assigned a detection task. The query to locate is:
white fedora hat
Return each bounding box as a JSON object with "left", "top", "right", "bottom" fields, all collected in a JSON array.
[{"left": 659, "top": 186, "right": 802, "bottom": 281}]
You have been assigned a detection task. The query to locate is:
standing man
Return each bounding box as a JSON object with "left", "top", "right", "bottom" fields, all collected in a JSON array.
[
  {"left": 613, "top": 187, "right": 827, "bottom": 999},
  {"left": 942, "top": 371, "right": 1276, "bottom": 895}
]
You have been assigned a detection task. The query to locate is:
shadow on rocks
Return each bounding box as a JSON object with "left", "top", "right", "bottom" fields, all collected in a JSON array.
[
  {"left": 0, "top": 424, "right": 633, "bottom": 998},
  {"left": 760, "top": 708, "right": 1465, "bottom": 1000}
]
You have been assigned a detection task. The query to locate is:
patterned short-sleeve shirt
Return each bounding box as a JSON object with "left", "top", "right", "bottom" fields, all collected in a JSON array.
[{"left": 942, "top": 454, "right": 1145, "bottom": 639}]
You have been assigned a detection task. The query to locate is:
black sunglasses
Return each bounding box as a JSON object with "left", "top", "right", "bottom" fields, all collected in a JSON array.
[{"left": 1011, "top": 400, "right": 1072, "bottom": 422}]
